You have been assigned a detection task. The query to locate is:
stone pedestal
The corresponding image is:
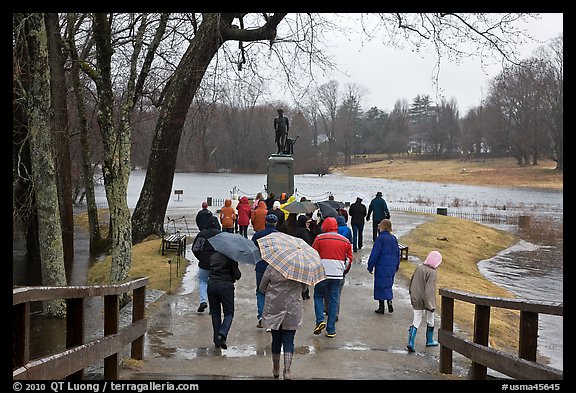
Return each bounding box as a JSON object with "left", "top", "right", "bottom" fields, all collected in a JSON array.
[{"left": 267, "top": 154, "right": 294, "bottom": 198}]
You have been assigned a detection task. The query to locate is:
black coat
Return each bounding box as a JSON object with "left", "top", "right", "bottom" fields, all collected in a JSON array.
[
  {"left": 192, "top": 227, "right": 221, "bottom": 270},
  {"left": 196, "top": 208, "right": 213, "bottom": 231},
  {"left": 349, "top": 201, "right": 367, "bottom": 225},
  {"left": 208, "top": 252, "right": 242, "bottom": 283}
]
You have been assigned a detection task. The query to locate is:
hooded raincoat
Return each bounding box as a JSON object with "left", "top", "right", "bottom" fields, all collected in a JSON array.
[{"left": 367, "top": 229, "right": 400, "bottom": 300}]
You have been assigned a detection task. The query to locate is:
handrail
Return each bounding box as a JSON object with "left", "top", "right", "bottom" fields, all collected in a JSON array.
[
  {"left": 438, "top": 288, "right": 563, "bottom": 380},
  {"left": 13, "top": 277, "right": 148, "bottom": 380}
]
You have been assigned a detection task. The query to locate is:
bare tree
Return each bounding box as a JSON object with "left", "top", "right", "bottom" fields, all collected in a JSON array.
[
  {"left": 131, "top": 14, "right": 287, "bottom": 243},
  {"left": 316, "top": 79, "right": 340, "bottom": 161}
]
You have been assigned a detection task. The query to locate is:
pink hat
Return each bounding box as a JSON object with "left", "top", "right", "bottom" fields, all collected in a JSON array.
[
  {"left": 202, "top": 202, "right": 208, "bottom": 208},
  {"left": 423, "top": 250, "right": 442, "bottom": 269}
]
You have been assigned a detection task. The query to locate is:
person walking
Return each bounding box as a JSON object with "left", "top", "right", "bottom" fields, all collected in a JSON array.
[
  {"left": 312, "top": 217, "right": 353, "bottom": 338},
  {"left": 366, "top": 191, "right": 390, "bottom": 242},
  {"left": 348, "top": 196, "right": 367, "bottom": 252},
  {"left": 207, "top": 249, "right": 242, "bottom": 350},
  {"left": 367, "top": 219, "right": 400, "bottom": 314},
  {"left": 251, "top": 192, "right": 263, "bottom": 211},
  {"left": 235, "top": 196, "right": 252, "bottom": 238},
  {"left": 191, "top": 216, "right": 221, "bottom": 314},
  {"left": 264, "top": 192, "right": 277, "bottom": 210},
  {"left": 294, "top": 215, "right": 313, "bottom": 300},
  {"left": 251, "top": 200, "right": 269, "bottom": 233},
  {"left": 273, "top": 108, "right": 289, "bottom": 154},
  {"left": 251, "top": 214, "right": 280, "bottom": 329},
  {"left": 259, "top": 262, "right": 307, "bottom": 379},
  {"left": 195, "top": 201, "right": 213, "bottom": 231},
  {"left": 219, "top": 199, "right": 236, "bottom": 233},
  {"left": 268, "top": 200, "right": 285, "bottom": 232},
  {"left": 407, "top": 250, "right": 442, "bottom": 353}
]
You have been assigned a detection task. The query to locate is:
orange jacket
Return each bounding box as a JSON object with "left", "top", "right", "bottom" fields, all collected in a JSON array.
[
  {"left": 251, "top": 200, "right": 268, "bottom": 232},
  {"left": 219, "top": 199, "right": 237, "bottom": 229}
]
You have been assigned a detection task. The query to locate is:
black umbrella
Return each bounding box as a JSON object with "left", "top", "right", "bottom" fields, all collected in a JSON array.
[
  {"left": 315, "top": 201, "right": 339, "bottom": 218},
  {"left": 318, "top": 199, "right": 346, "bottom": 209},
  {"left": 207, "top": 232, "right": 261, "bottom": 264},
  {"left": 283, "top": 201, "right": 318, "bottom": 214}
]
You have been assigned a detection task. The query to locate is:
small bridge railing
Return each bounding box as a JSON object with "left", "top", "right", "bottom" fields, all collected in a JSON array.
[
  {"left": 13, "top": 277, "right": 148, "bottom": 380},
  {"left": 438, "top": 288, "right": 563, "bottom": 380}
]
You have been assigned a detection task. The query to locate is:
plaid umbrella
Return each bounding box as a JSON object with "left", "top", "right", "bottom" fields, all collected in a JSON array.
[{"left": 257, "top": 232, "right": 326, "bottom": 286}]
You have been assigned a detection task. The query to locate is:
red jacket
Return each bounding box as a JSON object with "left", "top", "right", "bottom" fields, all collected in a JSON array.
[
  {"left": 312, "top": 217, "right": 353, "bottom": 279},
  {"left": 236, "top": 196, "right": 252, "bottom": 226}
]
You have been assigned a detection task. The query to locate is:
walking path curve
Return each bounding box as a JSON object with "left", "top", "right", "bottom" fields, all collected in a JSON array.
[{"left": 120, "top": 211, "right": 472, "bottom": 380}]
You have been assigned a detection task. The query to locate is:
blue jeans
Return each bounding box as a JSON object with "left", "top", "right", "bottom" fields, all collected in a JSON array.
[
  {"left": 198, "top": 267, "right": 209, "bottom": 305},
  {"left": 352, "top": 223, "right": 364, "bottom": 251},
  {"left": 314, "top": 279, "right": 342, "bottom": 334},
  {"left": 256, "top": 269, "right": 266, "bottom": 320},
  {"left": 271, "top": 327, "right": 296, "bottom": 354},
  {"left": 207, "top": 281, "right": 235, "bottom": 343}
]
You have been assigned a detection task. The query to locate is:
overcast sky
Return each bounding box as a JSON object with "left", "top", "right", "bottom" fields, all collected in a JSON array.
[{"left": 316, "top": 13, "right": 563, "bottom": 114}]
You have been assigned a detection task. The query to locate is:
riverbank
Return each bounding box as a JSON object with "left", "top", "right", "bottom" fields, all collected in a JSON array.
[{"left": 339, "top": 156, "right": 562, "bottom": 190}]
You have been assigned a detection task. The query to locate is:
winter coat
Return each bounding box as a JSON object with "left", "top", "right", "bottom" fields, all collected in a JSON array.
[
  {"left": 367, "top": 196, "right": 390, "bottom": 223},
  {"left": 349, "top": 199, "right": 367, "bottom": 226},
  {"left": 259, "top": 265, "right": 306, "bottom": 331},
  {"left": 252, "top": 226, "right": 278, "bottom": 274},
  {"left": 268, "top": 204, "right": 285, "bottom": 230},
  {"left": 219, "top": 199, "right": 236, "bottom": 230},
  {"left": 208, "top": 251, "right": 242, "bottom": 283},
  {"left": 409, "top": 263, "right": 438, "bottom": 312},
  {"left": 191, "top": 217, "right": 221, "bottom": 270},
  {"left": 312, "top": 217, "right": 353, "bottom": 280},
  {"left": 251, "top": 200, "right": 269, "bottom": 232},
  {"left": 367, "top": 230, "right": 400, "bottom": 300},
  {"left": 295, "top": 215, "right": 313, "bottom": 245},
  {"left": 336, "top": 215, "right": 352, "bottom": 242},
  {"left": 280, "top": 195, "right": 297, "bottom": 220},
  {"left": 236, "top": 196, "right": 252, "bottom": 226},
  {"left": 195, "top": 208, "right": 213, "bottom": 231}
]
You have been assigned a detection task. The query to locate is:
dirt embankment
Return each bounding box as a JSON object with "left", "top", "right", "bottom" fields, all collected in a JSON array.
[{"left": 339, "top": 156, "right": 562, "bottom": 190}]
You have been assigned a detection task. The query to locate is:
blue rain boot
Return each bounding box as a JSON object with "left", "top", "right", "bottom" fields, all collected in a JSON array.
[
  {"left": 407, "top": 325, "right": 417, "bottom": 352},
  {"left": 426, "top": 324, "right": 439, "bottom": 347}
]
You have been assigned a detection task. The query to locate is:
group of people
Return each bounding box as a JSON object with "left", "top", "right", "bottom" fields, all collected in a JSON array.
[{"left": 192, "top": 191, "right": 442, "bottom": 379}]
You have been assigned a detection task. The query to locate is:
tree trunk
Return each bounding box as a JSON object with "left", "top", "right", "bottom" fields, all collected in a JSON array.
[
  {"left": 45, "top": 13, "right": 74, "bottom": 267},
  {"left": 13, "top": 14, "right": 41, "bottom": 271},
  {"left": 131, "top": 14, "right": 224, "bottom": 243},
  {"left": 66, "top": 13, "right": 105, "bottom": 254},
  {"left": 93, "top": 13, "right": 133, "bottom": 284},
  {"left": 21, "top": 13, "right": 68, "bottom": 317}
]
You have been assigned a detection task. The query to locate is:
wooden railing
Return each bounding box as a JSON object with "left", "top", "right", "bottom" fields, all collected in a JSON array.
[
  {"left": 13, "top": 277, "right": 148, "bottom": 380},
  {"left": 438, "top": 288, "right": 563, "bottom": 380}
]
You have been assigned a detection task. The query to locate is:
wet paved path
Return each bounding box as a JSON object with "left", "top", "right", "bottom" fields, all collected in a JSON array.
[{"left": 120, "top": 211, "right": 472, "bottom": 380}]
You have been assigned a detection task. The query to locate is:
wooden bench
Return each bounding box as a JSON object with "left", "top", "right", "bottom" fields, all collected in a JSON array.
[
  {"left": 398, "top": 243, "right": 408, "bottom": 260},
  {"left": 161, "top": 233, "right": 187, "bottom": 256}
]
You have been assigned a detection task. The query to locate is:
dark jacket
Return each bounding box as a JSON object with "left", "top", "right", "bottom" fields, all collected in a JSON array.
[
  {"left": 252, "top": 226, "right": 278, "bottom": 274},
  {"left": 295, "top": 215, "right": 313, "bottom": 245},
  {"left": 208, "top": 252, "right": 242, "bottom": 283},
  {"left": 367, "top": 196, "right": 390, "bottom": 223},
  {"left": 192, "top": 217, "right": 221, "bottom": 270},
  {"left": 195, "top": 208, "right": 213, "bottom": 231},
  {"left": 349, "top": 199, "right": 367, "bottom": 226}
]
